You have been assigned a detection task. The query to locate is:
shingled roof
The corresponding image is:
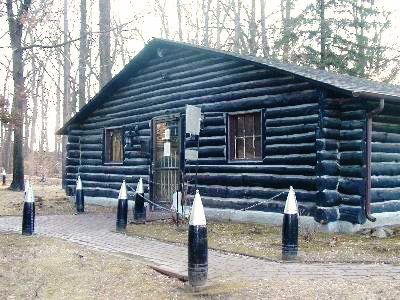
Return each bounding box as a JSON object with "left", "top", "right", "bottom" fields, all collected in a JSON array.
[{"left": 57, "top": 38, "right": 400, "bottom": 134}]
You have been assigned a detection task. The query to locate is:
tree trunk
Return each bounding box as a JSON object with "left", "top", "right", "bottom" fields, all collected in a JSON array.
[
  {"left": 260, "top": 0, "right": 269, "bottom": 57},
  {"left": 99, "top": 0, "right": 112, "bottom": 88},
  {"left": 6, "top": 0, "right": 32, "bottom": 191},
  {"left": 176, "top": 0, "right": 183, "bottom": 41},
  {"left": 319, "top": 0, "right": 326, "bottom": 69},
  {"left": 79, "top": 0, "right": 88, "bottom": 108},
  {"left": 202, "top": 0, "right": 212, "bottom": 47},
  {"left": 62, "top": 0, "right": 71, "bottom": 188},
  {"left": 281, "top": 0, "right": 291, "bottom": 62},
  {"left": 216, "top": 0, "right": 221, "bottom": 48},
  {"left": 249, "top": 0, "right": 257, "bottom": 55},
  {"left": 233, "top": 0, "right": 241, "bottom": 53}
]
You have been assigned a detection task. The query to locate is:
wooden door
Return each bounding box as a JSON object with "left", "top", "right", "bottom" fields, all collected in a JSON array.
[{"left": 152, "top": 116, "right": 181, "bottom": 205}]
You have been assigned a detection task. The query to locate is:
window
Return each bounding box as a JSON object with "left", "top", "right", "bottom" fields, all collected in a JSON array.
[
  {"left": 229, "top": 111, "right": 262, "bottom": 161},
  {"left": 104, "top": 128, "right": 124, "bottom": 163}
]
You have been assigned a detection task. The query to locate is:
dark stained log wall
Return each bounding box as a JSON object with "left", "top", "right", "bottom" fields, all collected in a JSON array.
[{"left": 65, "top": 46, "right": 321, "bottom": 213}]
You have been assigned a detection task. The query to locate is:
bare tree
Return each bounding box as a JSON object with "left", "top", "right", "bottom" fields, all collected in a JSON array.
[
  {"left": 233, "top": 0, "right": 242, "bottom": 53},
  {"left": 260, "top": 0, "right": 270, "bottom": 57},
  {"left": 99, "top": 0, "right": 112, "bottom": 88},
  {"left": 79, "top": 0, "right": 88, "bottom": 108},
  {"left": 249, "top": 0, "right": 257, "bottom": 55},
  {"left": 176, "top": 0, "right": 183, "bottom": 41},
  {"left": 6, "top": 0, "right": 33, "bottom": 191},
  {"left": 202, "top": 0, "right": 213, "bottom": 47}
]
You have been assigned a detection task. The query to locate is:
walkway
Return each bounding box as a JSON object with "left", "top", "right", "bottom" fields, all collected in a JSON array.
[{"left": 1, "top": 214, "right": 400, "bottom": 281}]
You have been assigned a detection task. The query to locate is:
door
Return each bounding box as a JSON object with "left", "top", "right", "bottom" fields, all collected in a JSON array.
[{"left": 152, "top": 115, "right": 181, "bottom": 206}]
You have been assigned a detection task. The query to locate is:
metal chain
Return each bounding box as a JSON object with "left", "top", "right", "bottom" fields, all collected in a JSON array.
[{"left": 240, "top": 192, "right": 285, "bottom": 211}]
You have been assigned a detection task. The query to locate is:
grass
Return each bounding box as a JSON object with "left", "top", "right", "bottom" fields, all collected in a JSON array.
[{"left": 126, "top": 220, "right": 400, "bottom": 264}]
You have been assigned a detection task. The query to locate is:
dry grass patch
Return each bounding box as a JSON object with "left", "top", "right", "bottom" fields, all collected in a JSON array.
[
  {"left": 126, "top": 220, "right": 400, "bottom": 264},
  {"left": 0, "top": 182, "right": 116, "bottom": 217}
]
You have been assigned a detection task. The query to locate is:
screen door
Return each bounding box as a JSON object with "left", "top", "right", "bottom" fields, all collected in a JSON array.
[{"left": 152, "top": 116, "right": 181, "bottom": 205}]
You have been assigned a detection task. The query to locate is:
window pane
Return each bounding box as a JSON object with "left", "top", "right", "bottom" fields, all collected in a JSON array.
[
  {"left": 244, "top": 114, "right": 254, "bottom": 136},
  {"left": 112, "top": 130, "right": 123, "bottom": 161},
  {"left": 236, "top": 138, "right": 244, "bottom": 159},
  {"left": 237, "top": 115, "right": 245, "bottom": 137},
  {"left": 255, "top": 136, "right": 262, "bottom": 158},
  {"left": 245, "top": 137, "right": 254, "bottom": 158},
  {"left": 254, "top": 113, "right": 261, "bottom": 136}
]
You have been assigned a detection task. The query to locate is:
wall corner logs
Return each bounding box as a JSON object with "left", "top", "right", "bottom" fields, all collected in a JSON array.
[{"left": 63, "top": 45, "right": 400, "bottom": 225}]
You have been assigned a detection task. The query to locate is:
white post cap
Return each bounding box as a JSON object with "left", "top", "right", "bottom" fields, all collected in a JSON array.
[
  {"left": 2, "top": 169, "right": 5, "bottom": 176},
  {"left": 76, "top": 176, "right": 83, "bottom": 190},
  {"left": 189, "top": 190, "right": 206, "bottom": 226},
  {"left": 136, "top": 177, "right": 144, "bottom": 194},
  {"left": 118, "top": 180, "right": 127, "bottom": 200},
  {"left": 25, "top": 183, "right": 35, "bottom": 203},
  {"left": 284, "top": 186, "right": 298, "bottom": 215}
]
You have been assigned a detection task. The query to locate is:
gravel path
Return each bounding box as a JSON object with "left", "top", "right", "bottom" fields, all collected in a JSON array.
[{"left": 1, "top": 214, "right": 400, "bottom": 282}]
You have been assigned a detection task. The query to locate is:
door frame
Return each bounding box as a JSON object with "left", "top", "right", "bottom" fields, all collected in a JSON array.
[{"left": 150, "top": 113, "right": 184, "bottom": 204}]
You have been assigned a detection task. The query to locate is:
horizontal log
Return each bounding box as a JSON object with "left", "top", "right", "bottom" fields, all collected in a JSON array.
[
  {"left": 266, "top": 123, "right": 317, "bottom": 137},
  {"left": 374, "top": 114, "right": 400, "bottom": 124},
  {"left": 186, "top": 158, "right": 226, "bottom": 165},
  {"left": 81, "top": 151, "right": 102, "bottom": 159},
  {"left": 315, "top": 139, "right": 338, "bottom": 151},
  {"left": 189, "top": 184, "right": 318, "bottom": 203},
  {"left": 372, "top": 188, "right": 400, "bottom": 202},
  {"left": 373, "top": 131, "right": 400, "bottom": 143},
  {"left": 372, "top": 143, "right": 400, "bottom": 153},
  {"left": 201, "top": 125, "right": 225, "bottom": 137},
  {"left": 78, "top": 165, "right": 149, "bottom": 175},
  {"left": 341, "top": 120, "right": 363, "bottom": 130},
  {"left": 314, "top": 207, "right": 339, "bottom": 224},
  {"left": 95, "top": 68, "right": 278, "bottom": 116},
  {"left": 203, "top": 115, "right": 225, "bottom": 127},
  {"left": 372, "top": 176, "right": 400, "bottom": 189},
  {"left": 372, "top": 152, "right": 400, "bottom": 163},
  {"left": 320, "top": 128, "right": 340, "bottom": 139},
  {"left": 340, "top": 129, "right": 363, "bottom": 140},
  {"left": 316, "top": 190, "right": 341, "bottom": 207},
  {"left": 265, "top": 114, "right": 318, "bottom": 127},
  {"left": 322, "top": 117, "right": 341, "bottom": 129},
  {"left": 266, "top": 103, "right": 319, "bottom": 119},
  {"left": 372, "top": 200, "right": 400, "bottom": 213},
  {"left": 338, "top": 178, "right": 365, "bottom": 196},
  {"left": 316, "top": 161, "right": 339, "bottom": 176},
  {"left": 316, "top": 150, "right": 338, "bottom": 161},
  {"left": 339, "top": 205, "right": 365, "bottom": 224},
  {"left": 339, "top": 141, "right": 362, "bottom": 152},
  {"left": 340, "top": 110, "right": 365, "bottom": 120},
  {"left": 340, "top": 166, "right": 364, "bottom": 178},
  {"left": 197, "top": 195, "right": 316, "bottom": 215},
  {"left": 66, "top": 143, "right": 79, "bottom": 151},
  {"left": 67, "top": 150, "right": 80, "bottom": 159},
  {"left": 79, "top": 173, "right": 148, "bottom": 183},
  {"left": 339, "top": 194, "right": 362, "bottom": 206},
  {"left": 263, "top": 154, "right": 316, "bottom": 166},
  {"left": 80, "top": 144, "right": 103, "bottom": 151},
  {"left": 339, "top": 151, "right": 363, "bottom": 165},
  {"left": 185, "top": 173, "right": 318, "bottom": 190},
  {"left": 372, "top": 162, "right": 400, "bottom": 176},
  {"left": 185, "top": 136, "right": 225, "bottom": 148},
  {"left": 66, "top": 158, "right": 80, "bottom": 166},
  {"left": 68, "top": 136, "right": 80, "bottom": 143},
  {"left": 265, "top": 143, "right": 315, "bottom": 155},
  {"left": 185, "top": 164, "right": 315, "bottom": 176},
  {"left": 265, "top": 132, "right": 315, "bottom": 145}
]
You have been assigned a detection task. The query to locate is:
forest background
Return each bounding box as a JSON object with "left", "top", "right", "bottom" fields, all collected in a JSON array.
[{"left": 0, "top": 0, "right": 399, "bottom": 190}]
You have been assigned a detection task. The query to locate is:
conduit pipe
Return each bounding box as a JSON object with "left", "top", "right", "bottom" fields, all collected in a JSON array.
[{"left": 364, "top": 98, "right": 385, "bottom": 222}]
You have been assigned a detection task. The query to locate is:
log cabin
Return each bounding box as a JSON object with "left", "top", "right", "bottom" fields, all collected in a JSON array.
[{"left": 57, "top": 38, "right": 400, "bottom": 231}]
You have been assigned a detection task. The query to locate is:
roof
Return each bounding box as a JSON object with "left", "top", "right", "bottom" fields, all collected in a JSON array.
[{"left": 57, "top": 38, "right": 400, "bottom": 134}]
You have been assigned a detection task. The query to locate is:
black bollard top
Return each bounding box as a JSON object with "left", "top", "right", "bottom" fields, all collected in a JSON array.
[
  {"left": 76, "top": 176, "right": 83, "bottom": 191},
  {"left": 118, "top": 180, "right": 128, "bottom": 200},
  {"left": 284, "top": 186, "right": 298, "bottom": 215},
  {"left": 136, "top": 178, "right": 144, "bottom": 194},
  {"left": 189, "top": 190, "right": 206, "bottom": 226}
]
